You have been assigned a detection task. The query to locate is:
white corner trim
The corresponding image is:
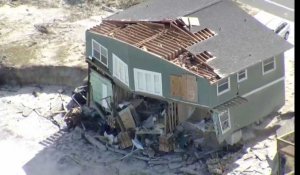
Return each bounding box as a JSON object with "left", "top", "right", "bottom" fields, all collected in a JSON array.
[{"left": 242, "top": 76, "right": 285, "bottom": 98}]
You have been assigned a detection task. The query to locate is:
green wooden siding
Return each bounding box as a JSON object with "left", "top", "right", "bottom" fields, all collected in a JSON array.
[
  {"left": 210, "top": 54, "right": 285, "bottom": 108},
  {"left": 212, "top": 55, "right": 285, "bottom": 142},
  {"left": 86, "top": 31, "right": 212, "bottom": 107},
  {"left": 86, "top": 30, "right": 286, "bottom": 143},
  {"left": 216, "top": 78, "right": 285, "bottom": 142}
]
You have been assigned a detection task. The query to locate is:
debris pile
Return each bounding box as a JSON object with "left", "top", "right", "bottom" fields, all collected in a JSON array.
[
  {"left": 61, "top": 85, "right": 280, "bottom": 174},
  {"left": 205, "top": 136, "right": 277, "bottom": 175},
  {"left": 61, "top": 86, "right": 235, "bottom": 173}
]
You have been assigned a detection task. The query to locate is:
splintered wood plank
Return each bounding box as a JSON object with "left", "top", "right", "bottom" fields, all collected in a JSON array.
[{"left": 119, "top": 107, "right": 136, "bottom": 130}]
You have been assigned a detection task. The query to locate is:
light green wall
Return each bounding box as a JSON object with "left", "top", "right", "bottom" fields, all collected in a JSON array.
[
  {"left": 86, "top": 31, "right": 212, "bottom": 106},
  {"left": 212, "top": 55, "right": 285, "bottom": 142},
  {"left": 86, "top": 31, "right": 286, "bottom": 143},
  {"left": 90, "top": 69, "right": 113, "bottom": 104},
  {"left": 209, "top": 54, "right": 285, "bottom": 107}
]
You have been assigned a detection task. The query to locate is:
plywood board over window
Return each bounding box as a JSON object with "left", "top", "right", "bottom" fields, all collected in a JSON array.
[
  {"left": 170, "top": 75, "right": 183, "bottom": 97},
  {"left": 170, "top": 74, "right": 198, "bottom": 103},
  {"left": 183, "top": 75, "right": 198, "bottom": 102}
]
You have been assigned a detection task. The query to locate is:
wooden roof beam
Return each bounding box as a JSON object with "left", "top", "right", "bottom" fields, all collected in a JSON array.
[
  {"left": 144, "top": 43, "right": 173, "bottom": 58},
  {"left": 129, "top": 27, "right": 155, "bottom": 38},
  {"left": 113, "top": 33, "right": 138, "bottom": 44},
  {"left": 139, "top": 21, "right": 166, "bottom": 30},
  {"left": 134, "top": 25, "right": 159, "bottom": 35},
  {"left": 91, "top": 28, "right": 107, "bottom": 35},
  {"left": 204, "top": 28, "right": 215, "bottom": 36},
  {"left": 144, "top": 47, "right": 168, "bottom": 59},
  {"left": 171, "top": 21, "right": 202, "bottom": 41},
  {"left": 135, "top": 29, "right": 167, "bottom": 47},
  {"left": 114, "top": 28, "right": 144, "bottom": 43},
  {"left": 166, "top": 31, "right": 193, "bottom": 43},
  {"left": 106, "top": 27, "right": 123, "bottom": 36},
  {"left": 203, "top": 51, "right": 213, "bottom": 58},
  {"left": 147, "top": 43, "right": 175, "bottom": 59},
  {"left": 151, "top": 38, "right": 181, "bottom": 52},
  {"left": 199, "top": 53, "right": 210, "bottom": 60},
  {"left": 158, "top": 35, "right": 186, "bottom": 49},
  {"left": 198, "top": 31, "right": 209, "bottom": 39},
  {"left": 170, "top": 22, "right": 198, "bottom": 42},
  {"left": 194, "top": 33, "right": 206, "bottom": 40},
  {"left": 201, "top": 30, "right": 213, "bottom": 37},
  {"left": 136, "top": 23, "right": 159, "bottom": 34},
  {"left": 195, "top": 55, "right": 207, "bottom": 63}
]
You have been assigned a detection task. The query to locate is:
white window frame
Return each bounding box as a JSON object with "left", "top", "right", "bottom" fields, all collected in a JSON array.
[
  {"left": 217, "top": 77, "right": 230, "bottom": 96},
  {"left": 237, "top": 69, "right": 247, "bottom": 83},
  {"left": 262, "top": 57, "right": 276, "bottom": 75},
  {"left": 218, "top": 109, "right": 231, "bottom": 134},
  {"left": 92, "top": 39, "right": 108, "bottom": 67},
  {"left": 133, "top": 68, "right": 162, "bottom": 96},
  {"left": 112, "top": 54, "right": 129, "bottom": 86}
]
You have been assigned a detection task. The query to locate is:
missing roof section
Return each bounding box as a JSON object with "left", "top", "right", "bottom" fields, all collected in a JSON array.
[
  {"left": 89, "top": 19, "right": 220, "bottom": 83},
  {"left": 171, "top": 51, "right": 219, "bottom": 81}
]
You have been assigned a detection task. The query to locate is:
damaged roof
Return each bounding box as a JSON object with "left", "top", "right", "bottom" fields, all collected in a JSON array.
[
  {"left": 186, "top": 0, "right": 293, "bottom": 77},
  {"left": 90, "top": 0, "right": 293, "bottom": 81},
  {"left": 89, "top": 20, "right": 220, "bottom": 82},
  {"left": 107, "top": 0, "right": 221, "bottom": 21}
]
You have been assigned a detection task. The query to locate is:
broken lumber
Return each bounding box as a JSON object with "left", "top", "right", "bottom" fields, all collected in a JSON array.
[
  {"left": 83, "top": 133, "right": 106, "bottom": 151},
  {"left": 106, "top": 145, "right": 151, "bottom": 161}
]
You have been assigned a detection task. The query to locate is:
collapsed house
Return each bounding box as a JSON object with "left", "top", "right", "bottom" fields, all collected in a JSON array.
[{"left": 82, "top": 0, "right": 292, "bottom": 151}]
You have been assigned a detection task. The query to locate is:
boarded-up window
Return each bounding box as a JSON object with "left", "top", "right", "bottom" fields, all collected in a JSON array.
[
  {"left": 134, "top": 68, "right": 162, "bottom": 96},
  {"left": 170, "top": 75, "right": 182, "bottom": 97},
  {"left": 170, "top": 74, "right": 198, "bottom": 102}
]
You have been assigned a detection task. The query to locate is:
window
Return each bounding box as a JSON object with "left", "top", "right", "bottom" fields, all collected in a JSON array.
[
  {"left": 262, "top": 57, "right": 275, "bottom": 75},
  {"left": 100, "top": 84, "right": 109, "bottom": 108},
  {"left": 217, "top": 77, "right": 230, "bottom": 96},
  {"left": 218, "top": 109, "right": 231, "bottom": 134},
  {"left": 113, "top": 54, "right": 129, "bottom": 86},
  {"left": 237, "top": 69, "right": 247, "bottom": 82},
  {"left": 134, "top": 68, "right": 162, "bottom": 96},
  {"left": 92, "top": 40, "right": 108, "bottom": 67}
]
